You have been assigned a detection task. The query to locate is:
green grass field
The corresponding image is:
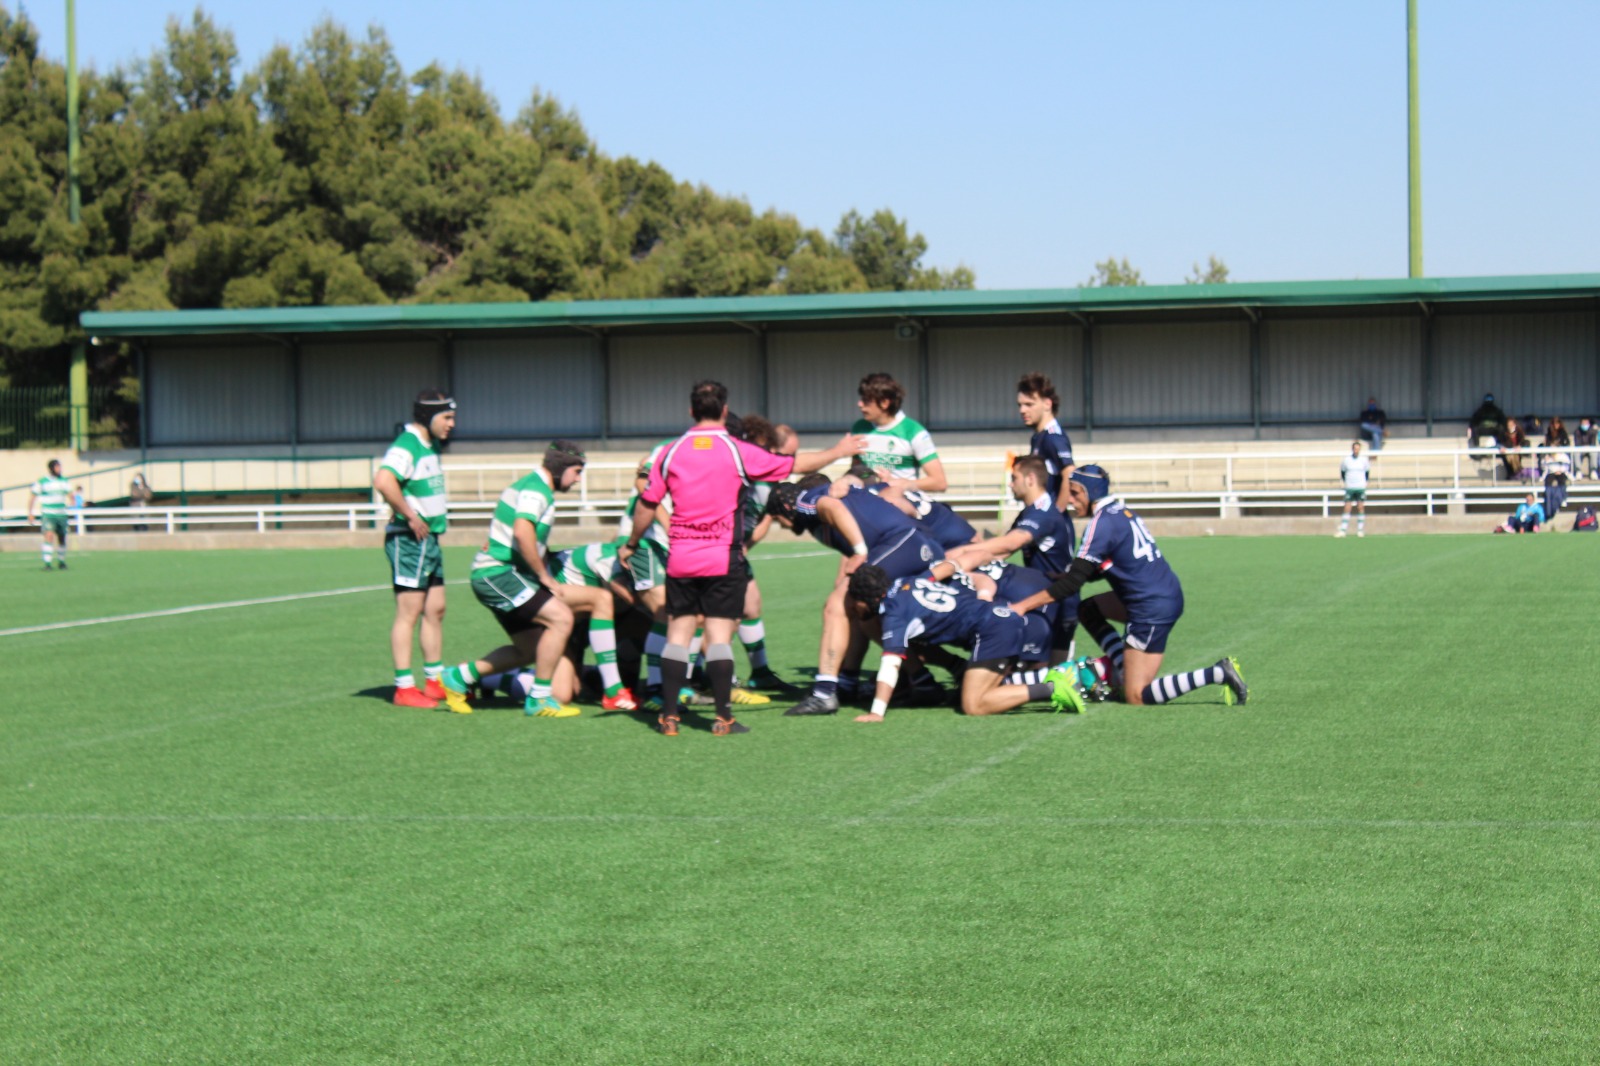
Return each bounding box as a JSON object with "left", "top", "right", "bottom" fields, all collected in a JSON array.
[{"left": 4, "top": 535, "right": 1598, "bottom": 1064}]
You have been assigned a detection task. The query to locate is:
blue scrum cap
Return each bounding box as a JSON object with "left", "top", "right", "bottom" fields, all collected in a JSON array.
[{"left": 1069, "top": 464, "right": 1111, "bottom": 502}]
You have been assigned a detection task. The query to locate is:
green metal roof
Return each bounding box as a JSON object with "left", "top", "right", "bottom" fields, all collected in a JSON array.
[{"left": 80, "top": 273, "right": 1600, "bottom": 339}]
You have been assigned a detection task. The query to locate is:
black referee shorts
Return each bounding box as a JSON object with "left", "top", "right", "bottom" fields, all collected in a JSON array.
[{"left": 665, "top": 572, "right": 747, "bottom": 621}]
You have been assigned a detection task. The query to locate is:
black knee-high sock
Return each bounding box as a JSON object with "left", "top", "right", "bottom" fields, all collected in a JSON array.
[
  {"left": 1078, "top": 601, "right": 1125, "bottom": 672},
  {"left": 660, "top": 643, "right": 690, "bottom": 718},
  {"left": 705, "top": 642, "right": 736, "bottom": 718}
]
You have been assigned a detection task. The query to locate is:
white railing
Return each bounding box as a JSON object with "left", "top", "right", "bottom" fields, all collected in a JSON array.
[{"left": 4, "top": 480, "right": 1595, "bottom": 535}]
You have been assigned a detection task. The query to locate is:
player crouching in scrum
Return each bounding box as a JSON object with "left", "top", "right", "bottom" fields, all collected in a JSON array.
[{"left": 1008, "top": 465, "right": 1248, "bottom": 708}]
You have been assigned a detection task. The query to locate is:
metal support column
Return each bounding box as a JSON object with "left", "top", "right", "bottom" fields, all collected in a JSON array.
[
  {"left": 917, "top": 321, "right": 931, "bottom": 427},
  {"left": 1248, "top": 310, "right": 1262, "bottom": 440},
  {"left": 137, "top": 345, "right": 149, "bottom": 466},
  {"left": 598, "top": 332, "right": 611, "bottom": 442},
  {"left": 289, "top": 339, "right": 302, "bottom": 457},
  {"left": 442, "top": 334, "right": 455, "bottom": 396},
  {"left": 1420, "top": 303, "right": 1434, "bottom": 436},
  {"left": 756, "top": 327, "right": 770, "bottom": 416},
  {"left": 1081, "top": 317, "right": 1094, "bottom": 443}
]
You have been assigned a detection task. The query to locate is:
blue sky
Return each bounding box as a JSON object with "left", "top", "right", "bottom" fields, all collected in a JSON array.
[{"left": 26, "top": 0, "right": 1600, "bottom": 289}]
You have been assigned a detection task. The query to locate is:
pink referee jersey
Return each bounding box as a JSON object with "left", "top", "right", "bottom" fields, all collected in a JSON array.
[{"left": 642, "top": 427, "right": 795, "bottom": 578}]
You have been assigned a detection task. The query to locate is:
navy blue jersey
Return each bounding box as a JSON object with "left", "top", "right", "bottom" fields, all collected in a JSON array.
[
  {"left": 1076, "top": 497, "right": 1184, "bottom": 622},
  {"left": 878, "top": 570, "right": 993, "bottom": 657},
  {"left": 867, "top": 484, "right": 976, "bottom": 549},
  {"left": 1009, "top": 494, "right": 1075, "bottom": 574},
  {"left": 796, "top": 485, "right": 920, "bottom": 555},
  {"left": 978, "top": 561, "right": 1060, "bottom": 629},
  {"left": 1029, "top": 417, "right": 1074, "bottom": 502}
]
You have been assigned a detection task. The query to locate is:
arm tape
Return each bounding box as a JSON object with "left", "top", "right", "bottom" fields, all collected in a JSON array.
[
  {"left": 1048, "top": 557, "right": 1100, "bottom": 602},
  {"left": 870, "top": 655, "right": 904, "bottom": 717}
]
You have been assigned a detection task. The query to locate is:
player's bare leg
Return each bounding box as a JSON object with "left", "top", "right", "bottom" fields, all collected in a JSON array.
[
  {"left": 961, "top": 663, "right": 1055, "bottom": 715},
  {"left": 1120, "top": 649, "right": 1166, "bottom": 706},
  {"left": 389, "top": 589, "right": 436, "bottom": 706}
]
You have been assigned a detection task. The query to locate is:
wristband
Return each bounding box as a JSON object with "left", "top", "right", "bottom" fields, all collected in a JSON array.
[
  {"left": 868, "top": 698, "right": 889, "bottom": 718},
  {"left": 851, "top": 542, "right": 868, "bottom": 556}
]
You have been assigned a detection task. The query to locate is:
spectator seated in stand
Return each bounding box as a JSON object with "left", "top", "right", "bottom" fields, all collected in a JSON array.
[
  {"left": 1468, "top": 393, "right": 1507, "bottom": 449},
  {"left": 1574, "top": 417, "right": 1598, "bottom": 479},
  {"left": 1499, "top": 418, "right": 1530, "bottom": 481},
  {"left": 1358, "top": 397, "right": 1388, "bottom": 451},
  {"left": 1495, "top": 494, "right": 1545, "bottom": 534}
]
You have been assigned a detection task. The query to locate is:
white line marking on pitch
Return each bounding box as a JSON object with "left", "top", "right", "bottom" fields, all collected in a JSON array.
[
  {"left": 0, "top": 584, "right": 394, "bottom": 637},
  {"left": 2, "top": 811, "right": 1595, "bottom": 832},
  {"left": 2, "top": 550, "right": 834, "bottom": 638}
]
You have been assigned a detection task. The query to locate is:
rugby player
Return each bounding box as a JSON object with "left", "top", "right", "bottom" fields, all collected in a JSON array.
[
  {"left": 731, "top": 416, "right": 801, "bottom": 695},
  {"left": 619, "top": 381, "right": 859, "bottom": 736},
  {"left": 1008, "top": 465, "right": 1249, "bottom": 708},
  {"left": 765, "top": 477, "right": 947, "bottom": 716},
  {"left": 865, "top": 479, "right": 979, "bottom": 549},
  {"left": 845, "top": 562, "right": 1082, "bottom": 722},
  {"left": 1017, "top": 371, "right": 1075, "bottom": 511},
  {"left": 946, "top": 455, "right": 1078, "bottom": 661},
  {"left": 545, "top": 537, "right": 642, "bottom": 710},
  {"left": 28, "top": 459, "right": 72, "bottom": 570},
  {"left": 1336, "top": 440, "right": 1374, "bottom": 538},
  {"left": 853, "top": 372, "right": 947, "bottom": 492},
  {"left": 373, "top": 390, "right": 455, "bottom": 707},
  {"left": 439, "top": 441, "right": 589, "bottom": 717}
]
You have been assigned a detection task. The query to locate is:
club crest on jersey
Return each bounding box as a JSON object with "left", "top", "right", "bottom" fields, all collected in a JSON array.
[
  {"left": 991, "top": 606, "right": 1012, "bottom": 618},
  {"left": 919, "top": 544, "right": 934, "bottom": 561}
]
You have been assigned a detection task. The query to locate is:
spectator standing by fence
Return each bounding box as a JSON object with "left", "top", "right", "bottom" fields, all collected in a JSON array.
[
  {"left": 1543, "top": 447, "right": 1572, "bottom": 519},
  {"left": 129, "top": 474, "right": 153, "bottom": 532},
  {"left": 1358, "top": 398, "right": 1387, "bottom": 451}
]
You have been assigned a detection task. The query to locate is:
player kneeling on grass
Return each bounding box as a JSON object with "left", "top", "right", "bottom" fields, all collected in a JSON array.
[
  {"left": 1007, "top": 465, "right": 1248, "bottom": 708},
  {"left": 546, "top": 538, "right": 641, "bottom": 710},
  {"left": 845, "top": 562, "right": 1085, "bottom": 723},
  {"left": 441, "top": 441, "right": 589, "bottom": 717}
]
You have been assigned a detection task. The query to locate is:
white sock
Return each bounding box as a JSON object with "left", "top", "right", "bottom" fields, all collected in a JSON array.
[{"left": 590, "top": 625, "right": 622, "bottom": 693}]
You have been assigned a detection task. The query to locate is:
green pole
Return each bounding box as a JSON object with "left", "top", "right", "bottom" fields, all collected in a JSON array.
[
  {"left": 67, "top": 0, "right": 88, "bottom": 451},
  {"left": 1407, "top": 0, "right": 1423, "bottom": 279}
]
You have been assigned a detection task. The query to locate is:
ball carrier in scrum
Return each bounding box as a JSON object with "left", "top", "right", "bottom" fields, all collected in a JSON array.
[
  {"left": 1008, "top": 465, "right": 1248, "bottom": 708},
  {"left": 619, "top": 380, "right": 861, "bottom": 736}
]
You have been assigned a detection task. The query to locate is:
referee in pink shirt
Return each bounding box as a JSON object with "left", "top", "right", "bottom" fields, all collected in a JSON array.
[{"left": 620, "top": 381, "right": 861, "bottom": 736}]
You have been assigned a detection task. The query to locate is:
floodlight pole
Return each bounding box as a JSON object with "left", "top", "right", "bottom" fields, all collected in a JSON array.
[
  {"left": 67, "top": 0, "right": 88, "bottom": 451},
  {"left": 1407, "top": 0, "right": 1423, "bottom": 279}
]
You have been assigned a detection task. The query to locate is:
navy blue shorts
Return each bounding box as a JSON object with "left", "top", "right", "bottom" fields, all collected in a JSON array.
[
  {"left": 870, "top": 530, "right": 944, "bottom": 580},
  {"left": 1122, "top": 619, "right": 1178, "bottom": 655},
  {"left": 970, "top": 608, "right": 1052, "bottom": 668}
]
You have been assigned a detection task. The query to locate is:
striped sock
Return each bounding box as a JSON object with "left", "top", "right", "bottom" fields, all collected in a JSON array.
[
  {"left": 813, "top": 674, "right": 838, "bottom": 699},
  {"left": 423, "top": 661, "right": 443, "bottom": 683},
  {"left": 394, "top": 670, "right": 416, "bottom": 689},
  {"left": 1140, "top": 664, "right": 1225, "bottom": 705},
  {"left": 456, "top": 661, "right": 481, "bottom": 685},
  {"left": 530, "top": 677, "right": 553, "bottom": 700},
  {"left": 591, "top": 619, "right": 622, "bottom": 696},
  {"left": 739, "top": 618, "right": 768, "bottom": 669},
  {"left": 645, "top": 622, "right": 667, "bottom": 689}
]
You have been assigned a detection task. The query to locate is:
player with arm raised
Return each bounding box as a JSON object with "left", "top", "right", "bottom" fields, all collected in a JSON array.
[
  {"left": 372, "top": 390, "right": 455, "bottom": 707},
  {"left": 947, "top": 455, "right": 1078, "bottom": 661},
  {"left": 619, "top": 381, "right": 860, "bottom": 736},
  {"left": 438, "top": 441, "right": 589, "bottom": 718},
  {"left": 1008, "top": 465, "right": 1248, "bottom": 708},
  {"left": 853, "top": 372, "right": 947, "bottom": 492}
]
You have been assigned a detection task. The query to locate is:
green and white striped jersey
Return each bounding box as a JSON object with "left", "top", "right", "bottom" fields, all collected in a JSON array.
[
  {"left": 31, "top": 475, "right": 71, "bottom": 515},
  {"left": 473, "top": 468, "right": 555, "bottom": 575},
  {"left": 379, "top": 426, "right": 448, "bottom": 534},
  {"left": 555, "top": 539, "right": 625, "bottom": 588},
  {"left": 851, "top": 412, "right": 938, "bottom": 480},
  {"left": 618, "top": 438, "right": 671, "bottom": 547}
]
